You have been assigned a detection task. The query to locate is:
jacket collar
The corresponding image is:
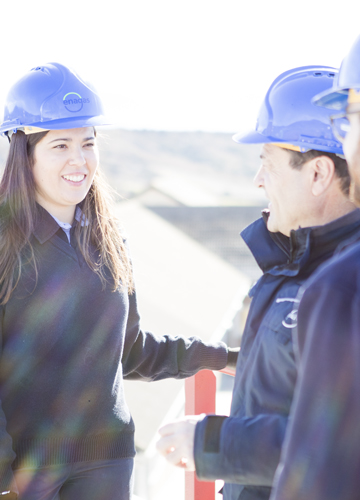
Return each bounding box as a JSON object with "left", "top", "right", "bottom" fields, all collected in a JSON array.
[
  {"left": 32, "top": 204, "right": 80, "bottom": 244},
  {"left": 242, "top": 208, "right": 360, "bottom": 276},
  {"left": 32, "top": 204, "right": 61, "bottom": 244}
]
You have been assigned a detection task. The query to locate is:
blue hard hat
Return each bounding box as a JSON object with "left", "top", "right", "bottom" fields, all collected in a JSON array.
[
  {"left": 0, "top": 62, "right": 109, "bottom": 136},
  {"left": 313, "top": 35, "right": 360, "bottom": 111},
  {"left": 233, "top": 65, "right": 343, "bottom": 155}
]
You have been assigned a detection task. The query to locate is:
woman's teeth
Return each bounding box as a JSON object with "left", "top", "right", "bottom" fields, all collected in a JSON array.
[{"left": 63, "top": 174, "right": 85, "bottom": 182}]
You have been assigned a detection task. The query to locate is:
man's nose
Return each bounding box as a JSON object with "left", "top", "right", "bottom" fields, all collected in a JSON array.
[{"left": 253, "top": 165, "right": 264, "bottom": 188}]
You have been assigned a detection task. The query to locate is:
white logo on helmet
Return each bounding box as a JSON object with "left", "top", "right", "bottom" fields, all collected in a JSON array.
[{"left": 63, "top": 92, "right": 90, "bottom": 113}]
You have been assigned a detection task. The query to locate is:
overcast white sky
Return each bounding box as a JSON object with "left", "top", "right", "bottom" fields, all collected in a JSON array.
[{"left": 1, "top": 0, "right": 359, "bottom": 134}]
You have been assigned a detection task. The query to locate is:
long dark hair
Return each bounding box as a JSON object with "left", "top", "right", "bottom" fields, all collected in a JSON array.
[{"left": 0, "top": 130, "right": 134, "bottom": 304}]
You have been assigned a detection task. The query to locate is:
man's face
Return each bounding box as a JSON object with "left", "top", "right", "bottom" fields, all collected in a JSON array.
[
  {"left": 343, "top": 104, "right": 360, "bottom": 205},
  {"left": 255, "top": 144, "right": 312, "bottom": 236}
]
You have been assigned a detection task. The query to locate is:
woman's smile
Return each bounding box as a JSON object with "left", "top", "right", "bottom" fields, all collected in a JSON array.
[{"left": 62, "top": 173, "right": 87, "bottom": 184}]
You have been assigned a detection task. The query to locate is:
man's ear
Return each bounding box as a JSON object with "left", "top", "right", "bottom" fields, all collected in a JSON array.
[{"left": 310, "top": 155, "right": 335, "bottom": 196}]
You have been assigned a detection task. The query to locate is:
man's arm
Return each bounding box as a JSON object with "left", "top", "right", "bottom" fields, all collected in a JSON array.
[
  {"left": 271, "top": 279, "right": 360, "bottom": 500},
  {"left": 157, "top": 412, "right": 288, "bottom": 485}
]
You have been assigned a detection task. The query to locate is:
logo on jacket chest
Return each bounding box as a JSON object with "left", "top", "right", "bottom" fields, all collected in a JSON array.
[{"left": 276, "top": 297, "right": 299, "bottom": 329}]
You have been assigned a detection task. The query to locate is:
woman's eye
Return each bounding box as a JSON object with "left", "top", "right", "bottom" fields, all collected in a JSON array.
[
  {"left": 84, "top": 142, "right": 95, "bottom": 148},
  {"left": 55, "top": 144, "right": 67, "bottom": 149}
]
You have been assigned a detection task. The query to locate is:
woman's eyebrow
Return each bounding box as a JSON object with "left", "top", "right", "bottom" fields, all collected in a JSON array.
[
  {"left": 48, "top": 137, "right": 71, "bottom": 143},
  {"left": 48, "top": 136, "right": 95, "bottom": 144}
]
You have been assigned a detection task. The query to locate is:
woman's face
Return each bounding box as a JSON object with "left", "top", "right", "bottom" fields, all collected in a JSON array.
[{"left": 32, "top": 127, "right": 99, "bottom": 223}]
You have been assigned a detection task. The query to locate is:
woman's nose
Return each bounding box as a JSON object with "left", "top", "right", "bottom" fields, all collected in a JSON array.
[{"left": 69, "top": 147, "right": 86, "bottom": 167}]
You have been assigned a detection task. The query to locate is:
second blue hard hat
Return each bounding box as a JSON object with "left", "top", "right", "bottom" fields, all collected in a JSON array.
[
  {"left": 0, "top": 62, "right": 109, "bottom": 137},
  {"left": 313, "top": 35, "right": 360, "bottom": 111},
  {"left": 233, "top": 65, "right": 343, "bottom": 155}
]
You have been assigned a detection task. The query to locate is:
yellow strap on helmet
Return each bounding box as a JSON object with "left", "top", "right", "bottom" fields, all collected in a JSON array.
[
  {"left": 348, "top": 89, "right": 360, "bottom": 104},
  {"left": 23, "top": 126, "right": 49, "bottom": 135},
  {"left": 272, "top": 143, "right": 302, "bottom": 152},
  {"left": 273, "top": 142, "right": 344, "bottom": 159}
]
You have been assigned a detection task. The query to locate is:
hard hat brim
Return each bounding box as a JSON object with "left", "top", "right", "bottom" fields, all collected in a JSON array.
[
  {"left": 232, "top": 130, "right": 282, "bottom": 145},
  {"left": 232, "top": 129, "right": 343, "bottom": 155},
  {"left": 0, "top": 115, "right": 111, "bottom": 136},
  {"left": 26, "top": 115, "right": 110, "bottom": 130},
  {"left": 312, "top": 87, "right": 349, "bottom": 111}
]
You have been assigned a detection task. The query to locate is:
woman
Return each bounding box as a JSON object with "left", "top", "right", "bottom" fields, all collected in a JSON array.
[{"left": 0, "top": 63, "right": 236, "bottom": 499}]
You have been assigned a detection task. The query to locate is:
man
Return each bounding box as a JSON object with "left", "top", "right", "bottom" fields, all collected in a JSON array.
[
  {"left": 156, "top": 66, "right": 360, "bottom": 500},
  {"left": 271, "top": 36, "right": 360, "bottom": 500}
]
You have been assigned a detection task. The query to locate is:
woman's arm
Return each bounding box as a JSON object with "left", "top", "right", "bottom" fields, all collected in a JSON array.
[{"left": 121, "top": 291, "right": 230, "bottom": 380}]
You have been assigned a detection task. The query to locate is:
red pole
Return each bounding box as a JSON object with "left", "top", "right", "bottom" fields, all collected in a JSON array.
[{"left": 185, "top": 370, "right": 216, "bottom": 500}]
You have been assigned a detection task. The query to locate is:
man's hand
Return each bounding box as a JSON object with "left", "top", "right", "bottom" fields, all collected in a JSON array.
[{"left": 156, "top": 414, "right": 206, "bottom": 471}]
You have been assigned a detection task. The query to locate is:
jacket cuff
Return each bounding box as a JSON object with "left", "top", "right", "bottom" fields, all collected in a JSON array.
[
  {"left": 204, "top": 342, "right": 228, "bottom": 371},
  {"left": 193, "top": 342, "right": 228, "bottom": 372},
  {"left": 194, "top": 415, "right": 227, "bottom": 480}
]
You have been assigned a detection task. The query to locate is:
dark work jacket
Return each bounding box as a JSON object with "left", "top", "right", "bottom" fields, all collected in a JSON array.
[
  {"left": 194, "top": 209, "right": 360, "bottom": 500},
  {"left": 271, "top": 232, "right": 360, "bottom": 500},
  {"left": 0, "top": 206, "right": 228, "bottom": 493}
]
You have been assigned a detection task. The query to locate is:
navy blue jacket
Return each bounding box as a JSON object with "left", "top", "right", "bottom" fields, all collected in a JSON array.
[
  {"left": 0, "top": 206, "right": 228, "bottom": 493},
  {"left": 194, "top": 209, "right": 360, "bottom": 500},
  {"left": 271, "top": 233, "right": 360, "bottom": 500}
]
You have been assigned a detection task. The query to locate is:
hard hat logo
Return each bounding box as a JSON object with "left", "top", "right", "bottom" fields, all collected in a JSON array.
[{"left": 63, "top": 92, "right": 91, "bottom": 113}]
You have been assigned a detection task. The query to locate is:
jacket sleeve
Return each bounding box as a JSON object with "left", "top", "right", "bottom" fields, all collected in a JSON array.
[
  {"left": 271, "top": 278, "right": 360, "bottom": 500},
  {"left": 0, "top": 308, "right": 17, "bottom": 495},
  {"left": 121, "top": 290, "right": 228, "bottom": 380},
  {"left": 194, "top": 413, "right": 287, "bottom": 484}
]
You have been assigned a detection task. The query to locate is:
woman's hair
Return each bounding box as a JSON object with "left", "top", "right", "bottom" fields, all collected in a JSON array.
[{"left": 0, "top": 130, "right": 134, "bottom": 304}]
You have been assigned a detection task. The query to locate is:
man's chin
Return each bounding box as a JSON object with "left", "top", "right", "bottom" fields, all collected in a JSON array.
[{"left": 266, "top": 216, "right": 278, "bottom": 234}]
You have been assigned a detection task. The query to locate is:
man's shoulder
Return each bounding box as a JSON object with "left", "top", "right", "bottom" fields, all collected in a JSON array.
[{"left": 306, "top": 240, "right": 360, "bottom": 293}]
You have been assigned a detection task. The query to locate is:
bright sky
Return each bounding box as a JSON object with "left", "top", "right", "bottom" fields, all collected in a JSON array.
[{"left": 1, "top": 0, "right": 359, "bottom": 134}]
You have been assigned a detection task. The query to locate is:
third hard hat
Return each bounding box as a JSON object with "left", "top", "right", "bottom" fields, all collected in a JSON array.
[{"left": 313, "top": 35, "right": 360, "bottom": 111}]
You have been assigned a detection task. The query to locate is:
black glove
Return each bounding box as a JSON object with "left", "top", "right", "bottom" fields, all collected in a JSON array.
[{"left": 226, "top": 347, "right": 240, "bottom": 370}]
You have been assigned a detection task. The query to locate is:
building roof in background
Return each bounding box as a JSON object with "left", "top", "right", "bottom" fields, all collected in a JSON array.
[{"left": 147, "top": 206, "right": 263, "bottom": 282}]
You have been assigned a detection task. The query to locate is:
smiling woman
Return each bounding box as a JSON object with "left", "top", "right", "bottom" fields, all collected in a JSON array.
[
  {"left": 32, "top": 128, "right": 99, "bottom": 224},
  {"left": 0, "top": 63, "right": 234, "bottom": 500}
]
